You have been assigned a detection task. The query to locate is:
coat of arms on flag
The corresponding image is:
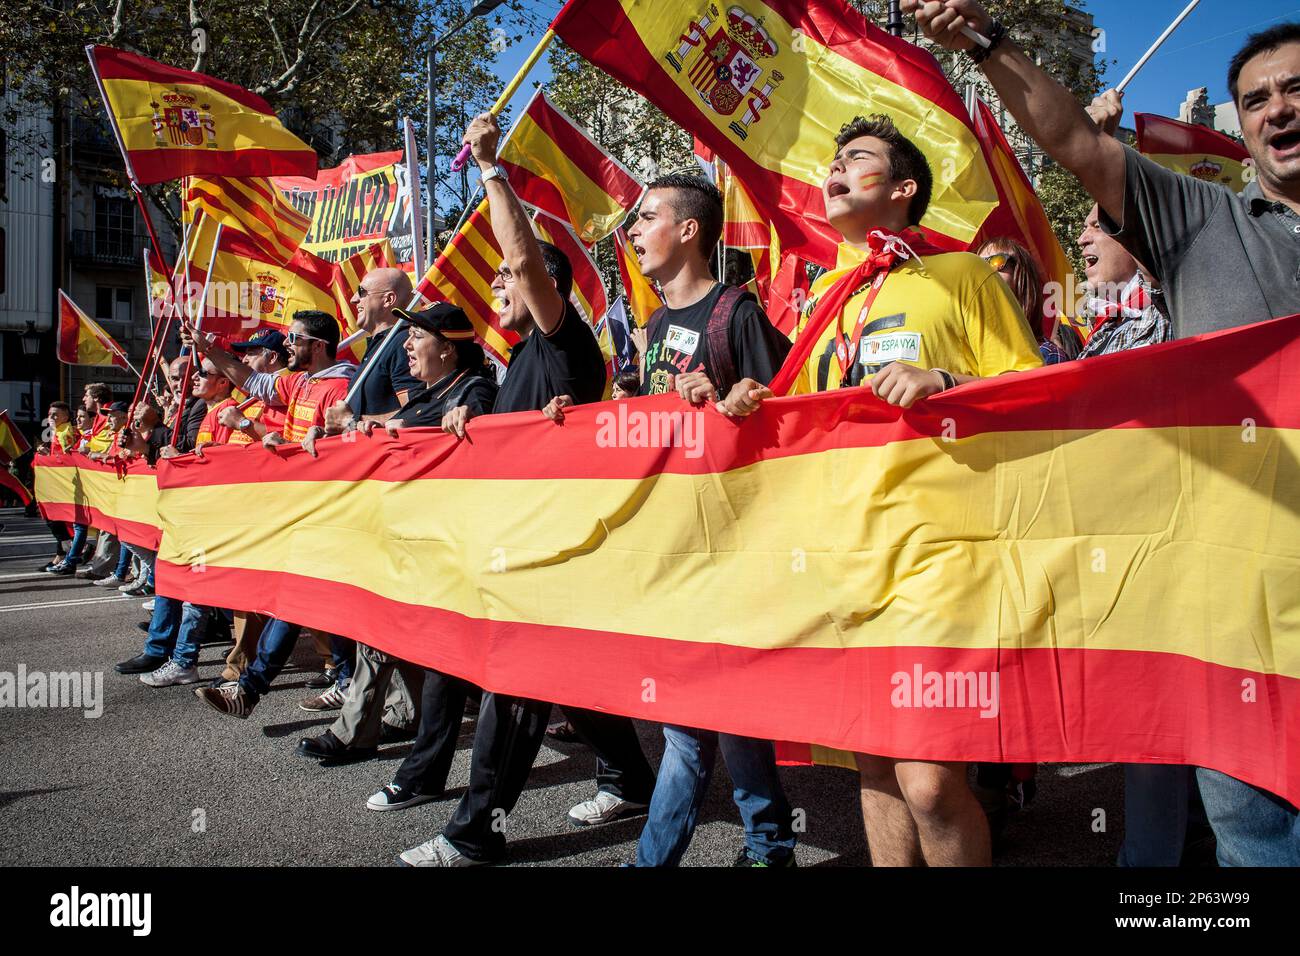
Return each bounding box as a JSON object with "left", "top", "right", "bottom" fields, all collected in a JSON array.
[
  {"left": 150, "top": 93, "right": 217, "bottom": 149},
  {"left": 666, "top": 3, "right": 784, "bottom": 141}
]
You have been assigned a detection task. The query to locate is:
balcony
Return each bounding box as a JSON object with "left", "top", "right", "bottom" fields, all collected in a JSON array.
[
  {"left": 70, "top": 115, "right": 122, "bottom": 168},
  {"left": 70, "top": 229, "right": 150, "bottom": 268}
]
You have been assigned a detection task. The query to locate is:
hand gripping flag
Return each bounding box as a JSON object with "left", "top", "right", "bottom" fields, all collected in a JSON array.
[
  {"left": 414, "top": 199, "right": 517, "bottom": 366},
  {"left": 87, "top": 45, "right": 318, "bottom": 184},
  {"left": 551, "top": 0, "right": 997, "bottom": 267},
  {"left": 968, "top": 93, "right": 1081, "bottom": 337},
  {"left": 613, "top": 227, "right": 663, "bottom": 328},
  {"left": 187, "top": 175, "right": 311, "bottom": 265},
  {"left": 57, "top": 291, "right": 130, "bottom": 370},
  {"left": 500, "top": 89, "right": 645, "bottom": 244},
  {"left": 1136, "top": 113, "right": 1252, "bottom": 193}
]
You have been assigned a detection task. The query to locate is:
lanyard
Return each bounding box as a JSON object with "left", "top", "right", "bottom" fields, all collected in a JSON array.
[{"left": 833, "top": 269, "right": 890, "bottom": 382}]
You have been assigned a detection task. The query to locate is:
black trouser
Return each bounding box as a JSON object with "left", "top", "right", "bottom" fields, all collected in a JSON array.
[
  {"left": 46, "top": 518, "right": 70, "bottom": 550},
  {"left": 562, "top": 706, "right": 655, "bottom": 804},
  {"left": 392, "top": 667, "right": 477, "bottom": 795}
]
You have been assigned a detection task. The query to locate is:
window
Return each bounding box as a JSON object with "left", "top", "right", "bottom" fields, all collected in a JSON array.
[
  {"left": 95, "top": 287, "right": 132, "bottom": 324},
  {"left": 94, "top": 191, "right": 136, "bottom": 260}
]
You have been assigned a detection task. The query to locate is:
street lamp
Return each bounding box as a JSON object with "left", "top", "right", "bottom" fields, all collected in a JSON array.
[
  {"left": 20, "top": 321, "right": 40, "bottom": 424},
  {"left": 426, "top": 0, "right": 508, "bottom": 259}
]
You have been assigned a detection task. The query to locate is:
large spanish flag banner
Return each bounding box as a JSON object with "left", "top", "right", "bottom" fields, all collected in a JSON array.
[
  {"left": 968, "top": 94, "right": 1080, "bottom": 336},
  {"left": 501, "top": 89, "right": 644, "bottom": 244},
  {"left": 150, "top": 314, "right": 1300, "bottom": 804},
  {"left": 187, "top": 175, "right": 311, "bottom": 265},
  {"left": 33, "top": 453, "right": 161, "bottom": 550},
  {"left": 87, "top": 46, "right": 318, "bottom": 184},
  {"left": 551, "top": 0, "right": 997, "bottom": 267},
  {"left": 414, "top": 199, "right": 517, "bottom": 366},
  {"left": 57, "top": 291, "right": 130, "bottom": 370},
  {"left": 1136, "top": 112, "right": 1252, "bottom": 193}
]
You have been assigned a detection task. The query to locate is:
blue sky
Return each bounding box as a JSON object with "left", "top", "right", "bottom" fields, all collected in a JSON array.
[{"left": 487, "top": 0, "right": 1300, "bottom": 122}]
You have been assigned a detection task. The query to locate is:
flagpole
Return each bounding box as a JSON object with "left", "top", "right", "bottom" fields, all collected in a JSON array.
[
  {"left": 170, "top": 219, "right": 223, "bottom": 446},
  {"left": 450, "top": 29, "right": 555, "bottom": 173},
  {"left": 1115, "top": 0, "right": 1201, "bottom": 93},
  {"left": 403, "top": 117, "right": 427, "bottom": 278},
  {"left": 341, "top": 290, "right": 424, "bottom": 406}
]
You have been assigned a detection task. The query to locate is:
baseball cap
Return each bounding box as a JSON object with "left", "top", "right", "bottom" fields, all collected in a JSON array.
[
  {"left": 230, "top": 328, "right": 289, "bottom": 362},
  {"left": 392, "top": 303, "right": 475, "bottom": 340},
  {"left": 108, "top": 401, "right": 130, "bottom": 413}
]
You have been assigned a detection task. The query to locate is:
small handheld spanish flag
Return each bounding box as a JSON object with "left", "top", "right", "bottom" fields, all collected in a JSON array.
[{"left": 57, "top": 290, "right": 130, "bottom": 370}]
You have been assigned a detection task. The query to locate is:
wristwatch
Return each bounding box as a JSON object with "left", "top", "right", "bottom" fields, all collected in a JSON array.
[
  {"left": 480, "top": 164, "right": 509, "bottom": 185},
  {"left": 237, "top": 417, "right": 252, "bottom": 430}
]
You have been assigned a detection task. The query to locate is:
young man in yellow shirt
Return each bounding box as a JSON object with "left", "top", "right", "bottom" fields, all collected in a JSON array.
[{"left": 720, "top": 114, "right": 1040, "bottom": 866}]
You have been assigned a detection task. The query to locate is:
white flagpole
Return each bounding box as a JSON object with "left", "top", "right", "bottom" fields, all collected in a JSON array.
[{"left": 1116, "top": 0, "right": 1202, "bottom": 93}]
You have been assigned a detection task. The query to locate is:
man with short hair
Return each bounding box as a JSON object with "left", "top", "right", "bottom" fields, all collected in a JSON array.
[
  {"left": 721, "top": 114, "right": 1040, "bottom": 866},
  {"left": 1075, "top": 203, "right": 1171, "bottom": 359},
  {"left": 48, "top": 384, "right": 113, "bottom": 576},
  {"left": 190, "top": 312, "right": 358, "bottom": 717},
  {"left": 397, "top": 112, "right": 614, "bottom": 866},
  {"left": 36, "top": 401, "right": 76, "bottom": 572},
  {"left": 599, "top": 172, "right": 796, "bottom": 867},
  {"left": 906, "top": 0, "right": 1300, "bottom": 870}
]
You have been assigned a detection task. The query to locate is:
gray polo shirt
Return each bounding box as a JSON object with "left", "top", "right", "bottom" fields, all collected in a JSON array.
[{"left": 1101, "top": 144, "right": 1300, "bottom": 338}]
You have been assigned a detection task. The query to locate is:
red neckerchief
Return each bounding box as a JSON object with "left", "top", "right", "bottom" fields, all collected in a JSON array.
[
  {"left": 1085, "top": 273, "right": 1152, "bottom": 339},
  {"left": 769, "top": 229, "right": 944, "bottom": 396}
]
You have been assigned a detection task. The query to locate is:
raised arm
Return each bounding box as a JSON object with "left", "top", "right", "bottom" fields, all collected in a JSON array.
[
  {"left": 187, "top": 325, "right": 257, "bottom": 394},
  {"left": 464, "top": 113, "right": 566, "bottom": 335},
  {"left": 902, "top": 0, "right": 1127, "bottom": 220}
]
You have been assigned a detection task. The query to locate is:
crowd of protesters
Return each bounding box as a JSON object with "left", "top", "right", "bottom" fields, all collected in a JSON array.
[{"left": 23, "top": 7, "right": 1300, "bottom": 867}]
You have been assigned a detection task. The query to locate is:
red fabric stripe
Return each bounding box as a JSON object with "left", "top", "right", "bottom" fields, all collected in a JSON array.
[
  {"left": 92, "top": 45, "right": 280, "bottom": 116},
  {"left": 56, "top": 296, "right": 80, "bottom": 364},
  {"left": 499, "top": 162, "right": 575, "bottom": 226},
  {"left": 273, "top": 150, "right": 403, "bottom": 191},
  {"left": 156, "top": 312, "right": 1300, "bottom": 488},
  {"left": 154, "top": 559, "right": 1300, "bottom": 804},
  {"left": 37, "top": 501, "right": 161, "bottom": 551},
  {"left": 1135, "top": 113, "right": 1250, "bottom": 161},
  {"left": 127, "top": 147, "right": 317, "bottom": 185},
  {"left": 525, "top": 94, "right": 643, "bottom": 204}
]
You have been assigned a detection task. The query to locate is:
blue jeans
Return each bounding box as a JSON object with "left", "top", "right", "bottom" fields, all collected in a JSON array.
[
  {"left": 64, "top": 524, "right": 89, "bottom": 567},
  {"left": 239, "top": 617, "right": 301, "bottom": 702},
  {"left": 1196, "top": 768, "right": 1300, "bottom": 866},
  {"left": 112, "top": 545, "right": 132, "bottom": 578},
  {"left": 330, "top": 635, "right": 354, "bottom": 683},
  {"left": 170, "top": 602, "right": 212, "bottom": 669},
  {"left": 142, "top": 595, "right": 183, "bottom": 659},
  {"left": 1119, "top": 764, "right": 1191, "bottom": 866},
  {"left": 635, "top": 727, "right": 796, "bottom": 866}
]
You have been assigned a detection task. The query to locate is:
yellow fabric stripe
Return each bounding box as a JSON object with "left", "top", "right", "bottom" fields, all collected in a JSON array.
[
  {"left": 156, "top": 425, "right": 1300, "bottom": 679},
  {"left": 103, "top": 77, "right": 311, "bottom": 154},
  {"left": 36, "top": 465, "right": 159, "bottom": 530},
  {"left": 1142, "top": 151, "right": 1248, "bottom": 191}
]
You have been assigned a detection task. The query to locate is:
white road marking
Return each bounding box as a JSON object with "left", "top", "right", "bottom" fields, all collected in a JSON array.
[
  {"left": 0, "top": 572, "right": 59, "bottom": 582},
  {"left": 0, "top": 595, "right": 134, "bottom": 613}
]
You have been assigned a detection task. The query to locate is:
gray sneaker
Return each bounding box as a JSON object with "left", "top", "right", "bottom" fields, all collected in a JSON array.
[
  {"left": 398, "top": 834, "right": 486, "bottom": 867},
  {"left": 141, "top": 660, "right": 200, "bottom": 687},
  {"left": 92, "top": 573, "right": 127, "bottom": 587},
  {"left": 567, "top": 790, "right": 649, "bottom": 827}
]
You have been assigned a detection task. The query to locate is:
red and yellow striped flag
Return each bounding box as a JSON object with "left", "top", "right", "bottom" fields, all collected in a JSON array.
[
  {"left": 1136, "top": 112, "right": 1252, "bottom": 192},
  {"left": 499, "top": 89, "right": 644, "bottom": 244},
  {"left": 968, "top": 94, "right": 1080, "bottom": 336},
  {"left": 613, "top": 227, "right": 662, "bottom": 328},
  {"left": 415, "top": 199, "right": 517, "bottom": 365},
  {"left": 87, "top": 45, "right": 318, "bottom": 184},
  {"left": 533, "top": 212, "right": 615, "bottom": 388},
  {"left": 330, "top": 238, "right": 397, "bottom": 362},
  {"left": 551, "top": 0, "right": 996, "bottom": 267},
  {"left": 33, "top": 453, "right": 160, "bottom": 549},
  {"left": 57, "top": 290, "right": 130, "bottom": 369},
  {"left": 0, "top": 409, "right": 32, "bottom": 465},
  {"left": 186, "top": 175, "right": 311, "bottom": 264},
  {"left": 149, "top": 313, "right": 1300, "bottom": 806}
]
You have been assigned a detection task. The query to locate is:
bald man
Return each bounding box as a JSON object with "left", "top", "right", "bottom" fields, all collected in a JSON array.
[{"left": 330, "top": 266, "right": 421, "bottom": 427}]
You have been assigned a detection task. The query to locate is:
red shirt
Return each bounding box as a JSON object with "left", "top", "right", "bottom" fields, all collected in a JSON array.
[
  {"left": 196, "top": 398, "right": 237, "bottom": 447},
  {"left": 272, "top": 371, "right": 351, "bottom": 442}
]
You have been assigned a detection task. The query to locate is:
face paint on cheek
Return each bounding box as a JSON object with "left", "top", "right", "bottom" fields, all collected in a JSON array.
[{"left": 857, "top": 172, "right": 885, "bottom": 188}]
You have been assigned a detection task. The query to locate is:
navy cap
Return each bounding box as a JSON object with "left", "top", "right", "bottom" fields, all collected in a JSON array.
[{"left": 230, "top": 328, "right": 288, "bottom": 355}]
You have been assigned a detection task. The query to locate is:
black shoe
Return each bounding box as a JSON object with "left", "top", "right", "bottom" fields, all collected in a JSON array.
[
  {"left": 116, "top": 653, "right": 166, "bottom": 675},
  {"left": 378, "top": 722, "right": 416, "bottom": 745},
  {"left": 304, "top": 666, "right": 338, "bottom": 690},
  {"left": 49, "top": 562, "right": 77, "bottom": 576},
  {"left": 39, "top": 556, "right": 66, "bottom": 572},
  {"left": 296, "top": 731, "right": 376, "bottom": 763},
  {"left": 732, "top": 847, "right": 796, "bottom": 867},
  {"left": 136, "top": 621, "right": 151, "bottom": 632}
]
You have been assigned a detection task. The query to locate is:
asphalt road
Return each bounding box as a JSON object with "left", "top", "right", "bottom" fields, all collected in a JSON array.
[{"left": 0, "top": 508, "right": 1127, "bottom": 867}]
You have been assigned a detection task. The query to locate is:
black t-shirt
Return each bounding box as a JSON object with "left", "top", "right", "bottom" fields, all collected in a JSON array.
[
  {"left": 494, "top": 301, "right": 607, "bottom": 414},
  {"left": 638, "top": 283, "right": 791, "bottom": 396},
  {"left": 143, "top": 425, "right": 169, "bottom": 465},
  {"left": 175, "top": 398, "right": 206, "bottom": 453},
  {"left": 399, "top": 369, "right": 498, "bottom": 427},
  {"left": 348, "top": 325, "right": 423, "bottom": 417}
]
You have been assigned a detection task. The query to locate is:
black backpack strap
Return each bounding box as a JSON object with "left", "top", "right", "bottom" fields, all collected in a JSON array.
[{"left": 705, "top": 285, "right": 755, "bottom": 397}]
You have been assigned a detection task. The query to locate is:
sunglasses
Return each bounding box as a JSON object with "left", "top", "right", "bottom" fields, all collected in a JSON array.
[
  {"left": 285, "top": 331, "right": 326, "bottom": 346},
  {"left": 982, "top": 252, "right": 1016, "bottom": 271}
]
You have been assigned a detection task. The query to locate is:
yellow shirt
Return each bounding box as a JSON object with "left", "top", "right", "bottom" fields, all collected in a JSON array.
[{"left": 791, "top": 244, "right": 1042, "bottom": 395}]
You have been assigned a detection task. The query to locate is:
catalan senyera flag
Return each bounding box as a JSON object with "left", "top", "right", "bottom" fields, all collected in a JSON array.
[
  {"left": 551, "top": 0, "right": 997, "bottom": 267},
  {"left": 0, "top": 410, "right": 32, "bottom": 465},
  {"left": 140, "top": 313, "right": 1300, "bottom": 806},
  {"left": 87, "top": 45, "right": 318, "bottom": 184},
  {"left": 33, "top": 453, "right": 161, "bottom": 550},
  {"left": 57, "top": 290, "right": 130, "bottom": 370},
  {"left": 613, "top": 227, "right": 663, "bottom": 327},
  {"left": 1136, "top": 112, "right": 1252, "bottom": 193},
  {"left": 332, "top": 237, "right": 397, "bottom": 337},
  {"left": 187, "top": 175, "right": 311, "bottom": 264},
  {"left": 500, "top": 89, "right": 644, "bottom": 244},
  {"left": 415, "top": 199, "right": 517, "bottom": 366},
  {"left": 968, "top": 93, "right": 1080, "bottom": 336}
]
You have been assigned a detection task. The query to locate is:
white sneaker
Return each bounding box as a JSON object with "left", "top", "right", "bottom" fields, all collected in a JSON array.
[
  {"left": 140, "top": 660, "right": 200, "bottom": 687},
  {"left": 119, "top": 576, "right": 144, "bottom": 592},
  {"left": 93, "top": 573, "right": 127, "bottom": 587},
  {"left": 398, "top": 834, "right": 486, "bottom": 867},
  {"left": 566, "top": 790, "right": 649, "bottom": 827},
  {"left": 142, "top": 598, "right": 155, "bottom": 612}
]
